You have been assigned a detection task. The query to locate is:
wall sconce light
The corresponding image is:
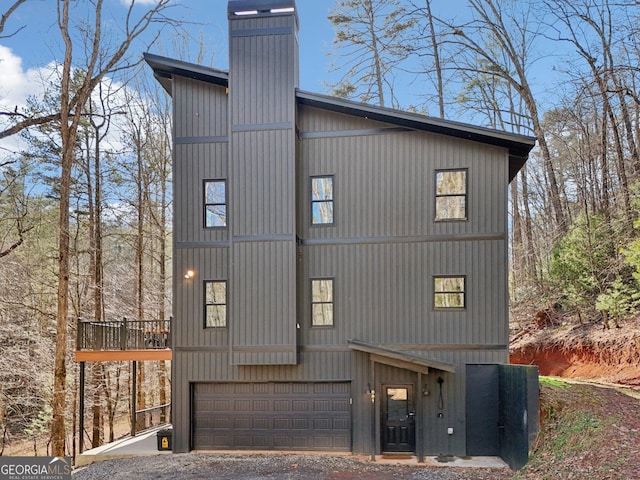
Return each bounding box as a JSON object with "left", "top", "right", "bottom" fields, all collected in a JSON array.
[
  {"left": 422, "top": 385, "right": 430, "bottom": 396},
  {"left": 184, "top": 270, "right": 195, "bottom": 280},
  {"left": 367, "top": 384, "right": 376, "bottom": 404}
]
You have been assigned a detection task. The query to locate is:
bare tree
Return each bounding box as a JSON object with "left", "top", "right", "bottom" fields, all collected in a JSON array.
[
  {"left": 440, "top": 0, "right": 567, "bottom": 234},
  {"left": 51, "top": 0, "right": 175, "bottom": 456},
  {"left": 328, "top": 0, "right": 416, "bottom": 108}
]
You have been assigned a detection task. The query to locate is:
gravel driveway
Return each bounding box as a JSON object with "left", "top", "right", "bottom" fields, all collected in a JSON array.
[{"left": 72, "top": 453, "right": 514, "bottom": 479}]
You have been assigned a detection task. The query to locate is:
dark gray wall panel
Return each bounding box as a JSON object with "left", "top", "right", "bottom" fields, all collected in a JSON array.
[
  {"left": 230, "top": 130, "right": 295, "bottom": 236},
  {"left": 298, "top": 241, "right": 508, "bottom": 348},
  {"left": 174, "top": 77, "right": 228, "bottom": 138},
  {"left": 229, "top": 15, "right": 298, "bottom": 126},
  {"left": 174, "top": 143, "right": 228, "bottom": 243},
  {"left": 297, "top": 105, "right": 508, "bottom": 240},
  {"left": 230, "top": 241, "right": 297, "bottom": 364},
  {"left": 174, "top": 248, "right": 228, "bottom": 348}
]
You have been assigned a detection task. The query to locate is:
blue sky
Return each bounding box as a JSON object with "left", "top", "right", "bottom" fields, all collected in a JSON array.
[
  {"left": 0, "top": 0, "right": 564, "bottom": 149},
  {"left": 0, "top": 1, "right": 341, "bottom": 96}
]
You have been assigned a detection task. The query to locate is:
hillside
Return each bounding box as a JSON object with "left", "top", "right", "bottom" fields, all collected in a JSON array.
[
  {"left": 517, "top": 379, "right": 640, "bottom": 480},
  {"left": 510, "top": 312, "right": 640, "bottom": 478}
]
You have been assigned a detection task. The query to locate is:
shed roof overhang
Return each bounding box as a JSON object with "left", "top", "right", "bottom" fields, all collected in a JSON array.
[
  {"left": 347, "top": 339, "right": 456, "bottom": 375},
  {"left": 143, "top": 52, "right": 229, "bottom": 95},
  {"left": 296, "top": 91, "right": 535, "bottom": 183},
  {"left": 143, "top": 53, "right": 536, "bottom": 181}
]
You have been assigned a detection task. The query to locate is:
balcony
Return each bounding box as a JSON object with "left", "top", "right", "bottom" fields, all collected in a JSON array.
[{"left": 75, "top": 317, "right": 172, "bottom": 362}]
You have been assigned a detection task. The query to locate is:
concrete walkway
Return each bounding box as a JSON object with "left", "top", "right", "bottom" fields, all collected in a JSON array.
[{"left": 75, "top": 425, "right": 172, "bottom": 467}]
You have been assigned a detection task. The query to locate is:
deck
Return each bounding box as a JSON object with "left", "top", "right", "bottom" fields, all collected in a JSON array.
[{"left": 75, "top": 318, "right": 172, "bottom": 362}]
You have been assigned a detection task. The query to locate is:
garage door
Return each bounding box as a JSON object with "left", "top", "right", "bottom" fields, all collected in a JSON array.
[{"left": 192, "top": 382, "right": 351, "bottom": 451}]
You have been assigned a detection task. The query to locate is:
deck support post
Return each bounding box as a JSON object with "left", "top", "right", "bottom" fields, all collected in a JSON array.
[
  {"left": 131, "top": 360, "right": 137, "bottom": 437},
  {"left": 79, "top": 361, "right": 85, "bottom": 454}
]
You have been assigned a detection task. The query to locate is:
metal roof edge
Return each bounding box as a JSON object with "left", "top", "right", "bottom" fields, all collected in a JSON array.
[
  {"left": 143, "top": 53, "right": 229, "bottom": 92},
  {"left": 347, "top": 339, "right": 456, "bottom": 373},
  {"left": 296, "top": 90, "right": 535, "bottom": 182}
]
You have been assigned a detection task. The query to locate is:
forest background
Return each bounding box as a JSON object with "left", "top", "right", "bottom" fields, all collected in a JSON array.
[{"left": 1, "top": 0, "right": 640, "bottom": 460}]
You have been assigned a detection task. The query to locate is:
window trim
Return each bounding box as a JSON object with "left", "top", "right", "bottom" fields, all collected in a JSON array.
[
  {"left": 310, "top": 277, "right": 335, "bottom": 327},
  {"left": 310, "top": 175, "right": 335, "bottom": 226},
  {"left": 203, "top": 179, "right": 227, "bottom": 229},
  {"left": 434, "top": 168, "right": 468, "bottom": 222},
  {"left": 433, "top": 275, "right": 466, "bottom": 310},
  {"left": 204, "top": 280, "right": 227, "bottom": 328}
]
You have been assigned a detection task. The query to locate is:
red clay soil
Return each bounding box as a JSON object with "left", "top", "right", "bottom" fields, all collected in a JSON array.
[{"left": 509, "top": 315, "right": 640, "bottom": 388}]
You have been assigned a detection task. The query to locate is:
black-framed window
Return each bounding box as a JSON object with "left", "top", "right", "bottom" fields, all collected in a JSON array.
[
  {"left": 433, "top": 276, "right": 466, "bottom": 309},
  {"left": 435, "top": 169, "right": 467, "bottom": 220},
  {"left": 204, "top": 179, "right": 227, "bottom": 228},
  {"left": 204, "top": 280, "right": 227, "bottom": 327},
  {"left": 311, "top": 278, "right": 334, "bottom": 326},
  {"left": 311, "top": 176, "right": 334, "bottom": 225}
]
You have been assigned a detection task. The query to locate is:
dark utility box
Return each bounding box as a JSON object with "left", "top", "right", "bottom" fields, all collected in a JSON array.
[{"left": 156, "top": 429, "right": 172, "bottom": 451}]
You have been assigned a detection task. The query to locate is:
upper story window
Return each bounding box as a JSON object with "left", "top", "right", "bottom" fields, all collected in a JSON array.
[
  {"left": 204, "top": 280, "right": 227, "bottom": 327},
  {"left": 204, "top": 180, "right": 227, "bottom": 228},
  {"left": 433, "top": 276, "right": 466, "bottom": 309},
  {"left": 311, "top": 176, "right": 334, "bottom": 225},
  {"left": 311, "top": 278, "right": 334, "bottom": 326},
  {"left": 435, "top": 169, "right": 467, "bottom": 221}
]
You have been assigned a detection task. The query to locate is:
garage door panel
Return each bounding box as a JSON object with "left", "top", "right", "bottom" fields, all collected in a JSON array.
[{"left": 193, "top": 382, "right": 351, "bottom": 451}]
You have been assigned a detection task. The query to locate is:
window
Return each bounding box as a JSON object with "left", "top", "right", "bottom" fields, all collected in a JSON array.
[
  {"left": 435, "top": 169, "right": 467, "bottom": 220},
  {"left": 311, "top": 278, "right": 334, "bottom": 326},
  {"left": 204, "top": 281, "right": 227, "bottom": 327},
  {"left": 204, "top": 180, "right": 226, "bottom": 228},
  {"left": 434, "top": 276, "right": 466, "bottom": 309},
  {"left": 311, "top": 176, "right": 334, "bottom": 225}
]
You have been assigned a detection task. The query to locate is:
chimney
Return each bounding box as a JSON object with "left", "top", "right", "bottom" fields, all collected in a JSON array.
[
  {"left": 227, "top": 0, "right": 299, "bottom": 125},
  {"left": 226, "top": 1, "right": 299, "bottom": 365}
]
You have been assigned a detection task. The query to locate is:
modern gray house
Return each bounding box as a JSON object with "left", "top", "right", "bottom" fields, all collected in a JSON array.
[{"left": 145, "top": 0, "right": 539, "bottom": 468}]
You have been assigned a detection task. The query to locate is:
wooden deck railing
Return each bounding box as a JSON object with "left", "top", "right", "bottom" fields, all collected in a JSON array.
[{"left": 76, "top": 317, "right": 172, "bottom": 351}]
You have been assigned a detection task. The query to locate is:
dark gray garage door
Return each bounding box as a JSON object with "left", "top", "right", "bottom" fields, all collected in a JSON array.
[{"left": 192, "top": 382, "right": 351, "bottom": 451}]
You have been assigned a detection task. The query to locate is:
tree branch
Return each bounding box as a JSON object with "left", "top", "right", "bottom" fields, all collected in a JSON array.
[{"left": 0, "top": 0, "right": 27, "bottom": 38}]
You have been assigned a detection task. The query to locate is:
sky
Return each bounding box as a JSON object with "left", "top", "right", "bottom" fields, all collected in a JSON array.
[
  {"left": 0, "top": 0, "right": 563, "bottom": 159},
  {"left": 0, "top": 1, "right": 357, "bottom": 159},
  {"left": 0, "top": 1, "right": 343, "bottom": 100}
]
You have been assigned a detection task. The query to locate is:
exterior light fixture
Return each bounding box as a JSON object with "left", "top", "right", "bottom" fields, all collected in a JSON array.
[
  {"left": 271, "top": 7, "right": 294, "bottom": 13},
  {"left": 234, "top": 10, "right": 258, "bottom": 15},
  {"left": 184, "top": 270, "right": 195, "bottom": 280},
  {"left": 367, "top": 384, "right": 376, "bottom": 404}
]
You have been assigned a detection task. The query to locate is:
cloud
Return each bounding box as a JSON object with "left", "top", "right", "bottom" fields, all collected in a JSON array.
[{"left": 0, "top": 45, "right": 29, "bottom": 110}]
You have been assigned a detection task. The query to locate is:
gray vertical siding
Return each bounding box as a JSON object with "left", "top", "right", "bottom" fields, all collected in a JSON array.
[
  {"left": 229, "top": 130, "right": 295, "bottom": 236},
  {"left": 174, "top": 77, "right": 228, "bottom": 139},
  {"left": 169, "top": 27, "right": 515, "bottom": 452},
  {"left": 297, "top": 106, "right": 508, "bottom": 238},
  {"left": 227, "top": 11, "right": 298, "bottom": 364},
  {"left": 229, "top": 15, "right": 298, "bottom": 126},
  {"left": 230, "top": 241, "right": 297, "bottom": 365}
]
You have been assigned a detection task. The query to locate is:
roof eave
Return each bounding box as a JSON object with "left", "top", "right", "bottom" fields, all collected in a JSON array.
[
  {"left": 296, "top": 90, "right": 535, "bottom": 182},
  {"left": 143, "top": 52, "right": 229, "bottom": 95},
  {"left": 348, "top": 339, "right": 456, "bottom": 374}
]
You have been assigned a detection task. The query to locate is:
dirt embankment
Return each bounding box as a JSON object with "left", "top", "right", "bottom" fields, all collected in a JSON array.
[{"left": 509, "top": 314, "right": 640, "bottom": 388}]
